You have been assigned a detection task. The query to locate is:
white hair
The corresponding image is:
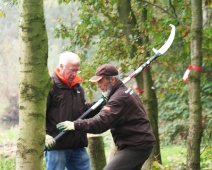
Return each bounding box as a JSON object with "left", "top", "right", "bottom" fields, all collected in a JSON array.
[
  {"left": 59, "top": 51, "right": 80, "bottom": 67},
  {"left": 105, "top": 75, "right": 120, "bottom": 81}
]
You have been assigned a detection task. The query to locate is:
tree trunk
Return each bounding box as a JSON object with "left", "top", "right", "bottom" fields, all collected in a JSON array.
[
  {"left": 16, "top": 0, "right": 50, "bottom": 169},
  {"left": 118, "top": 1, "right": 161, "bottom": 167},
  {"left": 117, "top": 0, "right": 141, "bottom": 59},
  {"left": 139, "top": 4, "right": 161, "bottom": 166},
  {"left": 87, "top": 134, "right": 107, "bottom": 170},
  {"left": 186, "top": 0, "right": 203, "bottom": 169},
  {"left": 202, "top": 0, "right": 211, "bottom": 28}
]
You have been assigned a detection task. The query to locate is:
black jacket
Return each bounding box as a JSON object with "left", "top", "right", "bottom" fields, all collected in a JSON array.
[
  {"left": 46, "top": 72, "right": 99, "bottom": 150},
  {"left": 74, "top": 80, "right": 156, "bottom": 150}
]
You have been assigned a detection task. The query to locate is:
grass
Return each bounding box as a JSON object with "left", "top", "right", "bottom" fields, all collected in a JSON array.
[
  {"left": 0, "top": 125, "right": 17, "bottom": 170},
  {"left": 161, "top": 145, "right": 186, "bottom": 166},
  {"left": 158, "top": 145, "right": 212, "bottom": 170},
  {"left": 0, "top": 127, "right": 212, "bottom": 170},
  {"left": 0, "top": 155, "right": 15, "bottom": 170},
  {"left": 0, "top": 125, "right": 18, "bottom": 142}
]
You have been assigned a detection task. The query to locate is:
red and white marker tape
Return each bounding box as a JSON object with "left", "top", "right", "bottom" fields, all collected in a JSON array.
[
  {"left": 135, "top": 87, "right": 144, "bottom": 94},
  {"left": 183, "top": 65, "right": 202, "bottom": 83}
]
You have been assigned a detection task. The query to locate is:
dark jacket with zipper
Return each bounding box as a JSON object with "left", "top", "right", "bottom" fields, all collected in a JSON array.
[
  {"left": 74, "top": 80, "right": 156, "bottom": 150},
  {"left": 46, "top": 72, "right": 99, "bottom": 150}
]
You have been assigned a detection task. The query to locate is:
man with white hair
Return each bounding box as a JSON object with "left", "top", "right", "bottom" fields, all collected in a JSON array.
[{"left": 45, "top": 51, "right": 99, "bottom": 170}]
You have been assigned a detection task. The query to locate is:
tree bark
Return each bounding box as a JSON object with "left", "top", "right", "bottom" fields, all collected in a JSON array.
[
  {"left": 16, "top": 0, "right": 50, "bottom": 169},
  {"left": 87, "top": 134, "right": 107, "bottom": 170},
  {"left": 186, "top": 0, "right": 203, "bottom": 169},
  {"left": 117, "top": 1, "right": 161, "bottom": 167},
  {"left": 139, "top": 4, "right": 161, "bottom": 166},
  {"left": 117, "top": 0, "right": 141, "bottom": 59}
]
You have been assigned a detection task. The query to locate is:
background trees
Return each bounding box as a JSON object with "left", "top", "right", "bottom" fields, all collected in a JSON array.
[
  {"left": 0, "top": 0, "right": 211, "bottom": 169},
  {"left": 52, "top": 0, "right": 212, "bottom": 169}
]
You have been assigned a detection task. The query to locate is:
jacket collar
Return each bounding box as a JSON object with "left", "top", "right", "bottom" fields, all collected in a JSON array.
[
  {"left": 53, "top": 68, "right": 82, "bottom": 89},
  {"left": 52, "top": 72, "right": 80, "bottom": 89},
  {"left": 108, "top": 80, "right": 124, "bottom": 99}
]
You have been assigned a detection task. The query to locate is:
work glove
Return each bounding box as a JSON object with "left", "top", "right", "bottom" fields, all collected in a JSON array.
[
  {"left": 45, "top": 134, "right": 56, "bottom": 150},
  {"left": 56, "top": 121, "right": 75, "bottom": 132},
  {"left": 100, "top": 95, "right": 108, "bottom": 107}
]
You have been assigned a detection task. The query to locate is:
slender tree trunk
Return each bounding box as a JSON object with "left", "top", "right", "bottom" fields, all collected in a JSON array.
[
  {"left": 186, "top": 0, "right": 203, "bottom": 169},
  {"left": 118, "top": 2, "right": 161, "bottom": 167},
  {"left": 117, "top": 0, "right": 141, "bottom": 59},
  {"left": 139, "top": 5, "right": 161, "bottom": 166},
  {"left": 16, "top": 0, "right": 50, "bottom": 169}
]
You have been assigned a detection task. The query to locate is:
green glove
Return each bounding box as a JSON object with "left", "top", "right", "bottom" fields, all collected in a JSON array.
[
  {"left": 56, "top": 121, "right": 75, "bottom": 132},
  {"left": 45, "top": 134, "right": 56, "bottom": 150},
  {"left": 100, "top": 95, "right": 108, "bottom": 107}
]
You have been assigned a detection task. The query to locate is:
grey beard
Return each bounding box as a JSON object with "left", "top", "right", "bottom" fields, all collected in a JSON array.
[
  {"left": 102, "top": 83, "right": 112, "bottom": 98},
  {"left": 102, "top": 90, "right": 110, "bottom": 98}
]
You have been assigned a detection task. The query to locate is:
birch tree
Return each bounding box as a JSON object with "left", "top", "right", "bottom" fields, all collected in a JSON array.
[{"left": 16, "top": 0, "right": 50, "bottom": 169}]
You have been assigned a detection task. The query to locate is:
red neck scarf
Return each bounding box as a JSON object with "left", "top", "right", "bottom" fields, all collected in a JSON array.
[{"left": 54, "top": 68, "right": 82, "bottom": 88}]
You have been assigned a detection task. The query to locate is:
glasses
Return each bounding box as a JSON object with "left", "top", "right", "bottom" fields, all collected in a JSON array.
[{"left": 65, "top": 68, "right": 81, "bottom": 74}]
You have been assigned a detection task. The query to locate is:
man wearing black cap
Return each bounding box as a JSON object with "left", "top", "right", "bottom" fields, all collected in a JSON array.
[{"left": 57, "top": 64, "right": 156, "bottom": 170}]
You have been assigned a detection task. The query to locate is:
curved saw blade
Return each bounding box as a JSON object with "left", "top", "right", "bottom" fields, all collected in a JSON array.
[{"left": 152, "top": 24, "right": 176, "bottom": 55}]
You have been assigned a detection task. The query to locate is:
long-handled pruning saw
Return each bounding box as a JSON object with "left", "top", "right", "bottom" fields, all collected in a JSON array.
[{"left": 47, "top": 24, "right": 176, "bottom": 147}]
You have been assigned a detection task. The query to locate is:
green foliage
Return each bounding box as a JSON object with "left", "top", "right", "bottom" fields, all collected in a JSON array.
[
  {"left": 200, "top": 146, "right": 212, "bottom": 169},
  {"left": 157, "top": 71, "right": 212, "bottom": 145},
  {"left": 54, "top": 0, "right": 182, "bottom": 93},
  {"left": 0, "top": 155, "right": 15, "bottom": 170},
  {"left": 2, "top": 0, "right": 17, "bottom": 5},
  {"left": 54, "top": 0, "right": 137, "bottom": 99},
  {"left": 0, "top": 0, "right": 18, "bottom": 19},
  {"left": 0, "top": 126, "right": 18, "bottom": 142},
  {"left": 201, "top": 76, "right": 212, "bottom": 146},
  {"left": 148, "top": 0, "right": 212, "bottom": 148}
]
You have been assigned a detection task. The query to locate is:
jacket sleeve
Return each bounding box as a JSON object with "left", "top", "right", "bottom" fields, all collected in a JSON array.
[
  {"left": 46, "top": 91, "right": 53, "bottom": 134},
  {"left": 74, "top": 97, "right": 125, "bottom": 134},
  {"left": 45, "top": 81, "right": 54, "bottom": 134}
]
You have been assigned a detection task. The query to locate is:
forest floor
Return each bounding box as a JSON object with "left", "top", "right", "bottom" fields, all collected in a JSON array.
[{"left": 0, "top": 127, "right": 211, "bottom": 170}]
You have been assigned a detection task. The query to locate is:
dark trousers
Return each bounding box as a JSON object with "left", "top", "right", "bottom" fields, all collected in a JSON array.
[{"left": 103, "top": 148, "right": 152, "bottom": 170}]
